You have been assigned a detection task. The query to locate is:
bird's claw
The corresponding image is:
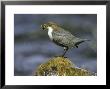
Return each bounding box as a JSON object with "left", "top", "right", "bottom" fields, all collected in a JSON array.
[
  {"left": 61, "top": 56, "right": 68, "bottom": 58},
  {"left": 54, "top": 55, "right": 67, "bottom": 58}
]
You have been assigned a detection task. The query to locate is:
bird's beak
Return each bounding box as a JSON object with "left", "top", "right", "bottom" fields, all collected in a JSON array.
[{"left": 41, "top": 24, "right": 48, "bottom": 30}]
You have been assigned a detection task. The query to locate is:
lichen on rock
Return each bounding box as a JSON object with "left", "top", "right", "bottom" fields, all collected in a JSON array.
[{"left": 34, "top": 57, "right": 96, "bottom": 76}]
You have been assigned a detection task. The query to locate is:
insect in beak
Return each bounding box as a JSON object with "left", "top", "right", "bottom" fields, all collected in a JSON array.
[{"left": 41, "top": 24, "right": 48, "bottom": 30}]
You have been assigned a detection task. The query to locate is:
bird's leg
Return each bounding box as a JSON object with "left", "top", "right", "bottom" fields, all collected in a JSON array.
[{"left": 61, "top": 47, "right": 68, "bottom": 57}]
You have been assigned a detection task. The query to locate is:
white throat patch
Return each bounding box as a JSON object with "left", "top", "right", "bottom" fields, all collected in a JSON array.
[{"left": 48, "top": 27, "right": 53, "bottom": 40}]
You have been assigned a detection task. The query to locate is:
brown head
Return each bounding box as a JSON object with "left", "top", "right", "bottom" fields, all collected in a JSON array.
[{"left": 41, "top": 22, "right": 60, "bottom": 31}]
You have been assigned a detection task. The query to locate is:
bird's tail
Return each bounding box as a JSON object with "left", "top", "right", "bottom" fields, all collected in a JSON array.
[{"left": 74, "top": 39, "right": 90, "bottom": 48}]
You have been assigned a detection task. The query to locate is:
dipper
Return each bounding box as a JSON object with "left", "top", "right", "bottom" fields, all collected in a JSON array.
[{"left": 41, "top": 22, "right": 89, "bottom": 57}]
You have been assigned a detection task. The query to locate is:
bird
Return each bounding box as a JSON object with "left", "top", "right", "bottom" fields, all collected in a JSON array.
[{"left": 41, "top": 22, "right": 89, "bottom": 57}]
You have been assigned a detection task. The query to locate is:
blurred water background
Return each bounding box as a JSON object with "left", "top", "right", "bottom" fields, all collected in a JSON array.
[{"left": 14, "top": 14, "right": 97, "bottom": 76}]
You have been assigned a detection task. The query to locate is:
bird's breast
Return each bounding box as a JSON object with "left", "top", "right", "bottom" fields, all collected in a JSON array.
[{"left": 48, "top": 27, "right": 53, "bottom": 40}]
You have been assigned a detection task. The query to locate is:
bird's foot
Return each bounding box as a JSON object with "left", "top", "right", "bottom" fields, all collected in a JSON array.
[
  {"left": 54, "top": 55, "right": 67, "bottom": 58},
  {"left": 61, "top": 56, "right": 68, "bottom": 58},
  {"left": 61, "top": 54, "right": 67, "bottom": 58}
]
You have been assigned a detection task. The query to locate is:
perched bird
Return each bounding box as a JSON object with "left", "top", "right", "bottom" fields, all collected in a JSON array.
[{"left": 41, "top": 22, "right": 89, "bottom": 57}]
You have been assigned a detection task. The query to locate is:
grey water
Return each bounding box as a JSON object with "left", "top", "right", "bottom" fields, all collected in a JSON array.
[{"left": 14, "top": 14, "right": 97, "bottom": 76}]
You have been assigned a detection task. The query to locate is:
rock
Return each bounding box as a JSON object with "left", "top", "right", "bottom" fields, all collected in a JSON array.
[{"left": 34, "top": 56, "right": 96, "bottom": 76}]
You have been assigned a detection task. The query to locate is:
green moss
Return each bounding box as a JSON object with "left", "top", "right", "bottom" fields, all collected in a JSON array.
[{"left": 34, "top": 57, "right": 95, "bottom": 76}]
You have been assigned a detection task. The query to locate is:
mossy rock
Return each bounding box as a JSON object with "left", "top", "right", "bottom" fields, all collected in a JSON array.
[{"left": 34, "top": 57, "right": 95, "bottom": 76}]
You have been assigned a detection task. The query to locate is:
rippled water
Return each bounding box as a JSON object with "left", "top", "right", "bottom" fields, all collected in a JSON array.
[{"left": 14, "top": 14, "right": 97, "bottom": 76}]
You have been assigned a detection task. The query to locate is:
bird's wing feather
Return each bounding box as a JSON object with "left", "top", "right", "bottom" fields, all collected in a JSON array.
[
  {"left": 52, "top": 29, "right": 76, "bottom": 47},
  {"left": 52, "top": 27, "right": 89, "bottom": 48}
]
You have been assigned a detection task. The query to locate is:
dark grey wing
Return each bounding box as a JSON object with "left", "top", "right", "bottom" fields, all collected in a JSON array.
[
  {"left": 52, "top": 29, "right": 76, "bottom": 48},
  {"left": 59, "top": 28, "right": 89, "bottom": 47}
]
